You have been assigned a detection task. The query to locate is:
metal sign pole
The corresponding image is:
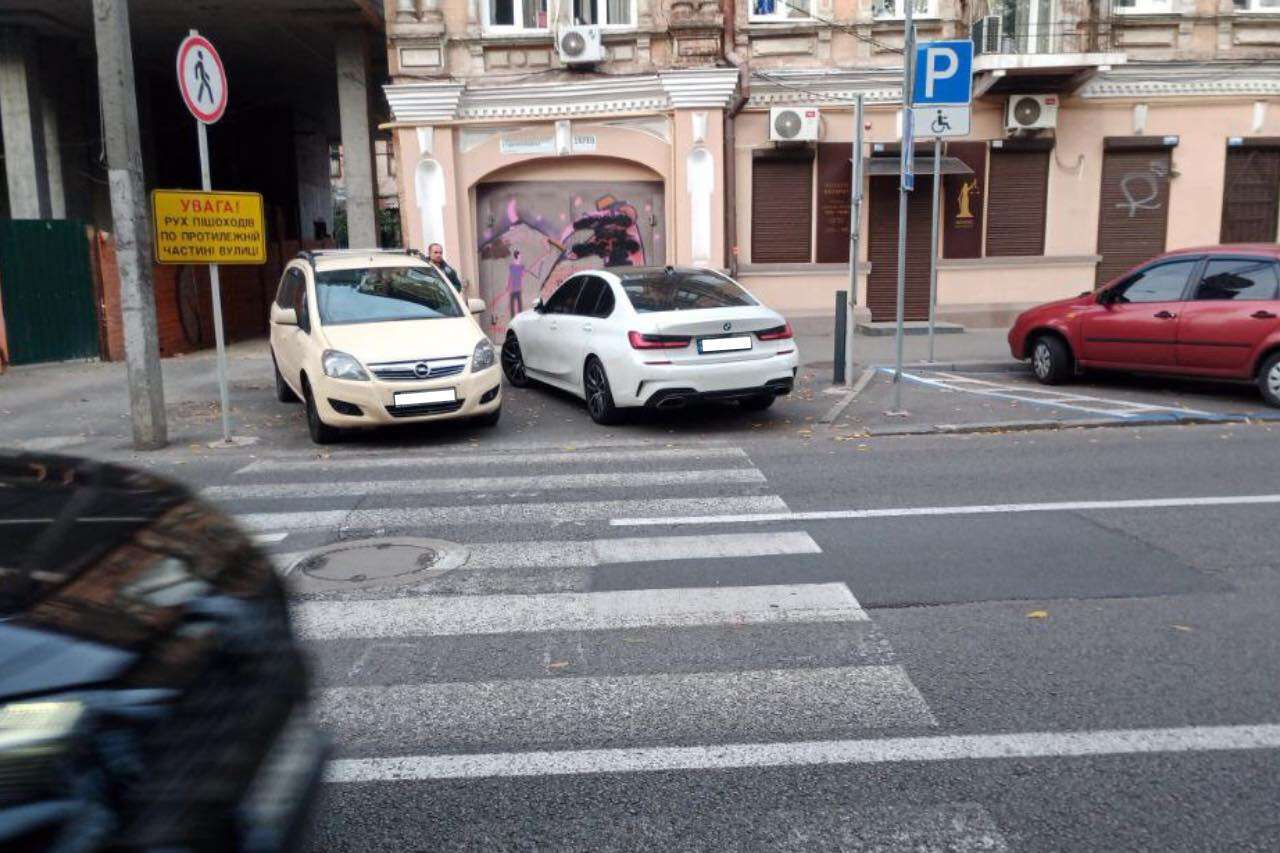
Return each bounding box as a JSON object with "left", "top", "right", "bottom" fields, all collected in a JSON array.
[
  {"left": 845, "top": 93, "right": 864, "bottom": 386},
  {"left": 927, "top": 136, "right": 942, "bottom": 363},
  {"left": 197, "top": 119, "right": 233, "bottom": 444},
  {"left": 892, "top": 3, "right": 916, "bottom": 415}
]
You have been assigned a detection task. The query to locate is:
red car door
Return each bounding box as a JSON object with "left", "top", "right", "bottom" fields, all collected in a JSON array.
[
  {"left": 1176, "top": 256, "right": 1280, "bottom": 376},
  {"left": 1079, "top": 257, "right": 1199, "bottom": 368}
]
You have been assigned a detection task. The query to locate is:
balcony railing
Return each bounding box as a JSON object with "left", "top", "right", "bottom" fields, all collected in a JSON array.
[{"left": 968, "top": 16, "right": 1115, "bottom": 56}]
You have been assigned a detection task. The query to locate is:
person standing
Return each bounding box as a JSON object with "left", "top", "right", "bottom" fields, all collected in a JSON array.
[
  {"left": 428, "top": 243, "right": 464, "bottom": 293},
  {"left": 506, "top": 250, "right": 525, "bottom": 321}
]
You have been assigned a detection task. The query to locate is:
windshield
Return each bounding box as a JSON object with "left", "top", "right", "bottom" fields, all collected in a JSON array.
[
  {"left": 315, "top": 266, "right": 463, "bottom": 325},
  {"left": 619, "top": 271, "right": 757, "bottom": 313}
]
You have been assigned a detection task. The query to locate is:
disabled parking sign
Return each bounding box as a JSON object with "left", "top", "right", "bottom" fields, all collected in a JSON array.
[{"left": 912, "top": 40, "right": 973, "bottom": 107}]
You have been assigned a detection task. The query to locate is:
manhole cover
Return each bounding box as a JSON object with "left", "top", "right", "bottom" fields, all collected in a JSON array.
[{"left": 288, "top": 537, "right": 468, "bottom": 592}]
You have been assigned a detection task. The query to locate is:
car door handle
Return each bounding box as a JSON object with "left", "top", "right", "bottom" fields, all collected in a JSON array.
[
  {"left": 582, "top": 322, "right": 593, "bottom": 333},
  {"left": 1153, "top": 310, "right": 1177, "bottom": 319},
  {"left": 1251, "top": 310, "right": 1277, "bottom": 319}
]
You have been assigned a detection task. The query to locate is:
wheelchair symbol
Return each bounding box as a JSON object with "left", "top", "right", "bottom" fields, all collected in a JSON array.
[{"left": 930, "top": 111, "right": 951, "bottom": 135}]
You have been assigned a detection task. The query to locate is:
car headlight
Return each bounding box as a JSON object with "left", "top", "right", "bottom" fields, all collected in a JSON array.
[
  {"left": 0, "top": 701, "right": 83, "bottom": 758},
  {"left": 472, "top": 339, "right": 496, "bottom": 371},
  {"left": 322, "top": 350, "right": 369, "bottom": 381}
]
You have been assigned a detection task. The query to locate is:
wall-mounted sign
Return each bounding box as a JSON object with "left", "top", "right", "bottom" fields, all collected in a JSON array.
[
  {"left": 572, "top": 134, "right": 597, "bottom": 153},
  {"left": 151, "top": 189, "right": 266, "bottom": 264},
  {"left": 500, "top": 134, "right": 556, "bottom": 155}
]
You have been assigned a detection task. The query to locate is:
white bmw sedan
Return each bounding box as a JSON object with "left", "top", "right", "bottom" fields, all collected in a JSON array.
[{"left": 501, "top": 266, "right": 799, "bottom": 424}]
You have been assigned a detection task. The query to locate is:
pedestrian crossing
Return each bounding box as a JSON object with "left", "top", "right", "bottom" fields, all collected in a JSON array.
[{"left": 195, "top": 441, "right": 1006, "bottom": 850}]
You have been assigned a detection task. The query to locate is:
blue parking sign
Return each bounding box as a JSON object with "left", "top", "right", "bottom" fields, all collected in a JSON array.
[{"left": 912, "top": 40, "right": 973, "bottom": 106}]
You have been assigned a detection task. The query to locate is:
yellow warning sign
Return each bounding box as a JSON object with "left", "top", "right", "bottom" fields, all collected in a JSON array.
[{"left": 151, "top": 189, "right": 266, "bottom": 265}]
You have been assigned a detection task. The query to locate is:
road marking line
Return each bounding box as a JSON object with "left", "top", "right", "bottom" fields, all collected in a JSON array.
[
  {"left": 324, "top": 722, "right": 1280, "bottom": 783},
  {"left": 253, "top": 531, "right": 289, "bottom": 544},
  {"left": 318, "top": 665, "right": 935, "bottom": 752},
  {"left": 234, "top": 446, "right": 748, "bottom": 476},
  {"left": 206, "top": 467, "right": 765, "bottom": 501},
  {"left": 466, "top": 531, "right": 822, "bottom": 570},
  {"left": 292, "top": 582, "right": 865, "bottom": 640},
  {"left": 271, "top": 531, "right": 819, "bottom": 579},
  {"left": 611, "top": 493, "right": 1280, "bottom": 527},
  {"left": 915, "top": 370, "right": 1216, "bottom": 418},
  {"left": 240, "top": 495, "right": 789, "bottom": 532}
]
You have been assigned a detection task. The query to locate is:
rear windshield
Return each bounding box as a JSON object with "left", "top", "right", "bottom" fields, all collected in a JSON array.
[
  {"left": 315, "top": 266, "right": 463, "bottom": 325},
  {"left": 619, "top": 271, "right": 757, "bottom": 313}
]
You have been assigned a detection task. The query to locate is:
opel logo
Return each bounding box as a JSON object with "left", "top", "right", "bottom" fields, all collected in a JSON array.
[
  {"left": 723, "top": 322, "right": 732, "bottom": 332},
  {"left": 414, "top": 362, "right": 431, "bottom": 378}
]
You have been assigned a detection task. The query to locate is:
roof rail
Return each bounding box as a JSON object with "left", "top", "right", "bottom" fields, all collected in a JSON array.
[{"left": 296, "top": 250, "right": 316, "bottom": 270}]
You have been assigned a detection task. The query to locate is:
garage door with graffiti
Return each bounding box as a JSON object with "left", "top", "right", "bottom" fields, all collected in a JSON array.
[{"left": 475, "top": 181, "right": 664, "bottom": 333}]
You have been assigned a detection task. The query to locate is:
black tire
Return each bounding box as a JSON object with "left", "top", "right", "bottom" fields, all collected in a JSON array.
[
  {"left": 273, "top": 352, "right": 299, "bottom": 403},
  {"left": 501, "top": 333, "right": 531, "bottom": 388},
  {"left": 739, "top": 394, "right": 776, "bottom": 412},
  {"left": 1030, "top": 334, "right": 1073, "bottom": 386},
  {"left": 583, "top": 358, "right": 624, "bottom": 426},
  {"left": 474, "top": 406, "right": 502, "bottom": 427},
  {"left": 1259, "top": 351, "right": 1280, "bottom": 408},
  {"left": 303, "top": 380, "right": 341, "bottom": 444}
]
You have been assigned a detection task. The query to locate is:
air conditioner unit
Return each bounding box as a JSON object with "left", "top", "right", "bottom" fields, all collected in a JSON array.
[
  {"left": 970, "top": 15, "right": 1002, "bottom": 55},
  {"left": 770, "top": 107, "right": 821, "bottom": 143},
  {"left": 557, "top": 25, "right": 605, "bottom": 65},
  {"left": 1006, "top": 94, "right": 1058, "bottom": 131}
]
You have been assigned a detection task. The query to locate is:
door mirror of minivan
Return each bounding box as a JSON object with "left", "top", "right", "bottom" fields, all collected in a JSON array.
[
  {"left": 533, "top": 298, "right": 545, "bottom": 314},
  {"left": 272, "top": 305, "right": 298, "bottom": 326},
  {"left": 468, "top": 298, "right": 486, "bottom": 315}
]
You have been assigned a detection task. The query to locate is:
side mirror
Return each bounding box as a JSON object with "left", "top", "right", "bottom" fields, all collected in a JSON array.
[
  {"left": 271, "top": 305, "right": 298, "bottom": 326},
  {"left": 468, "top": 298, "right": 486, "bottom": 315},
  {"left": 532, "top": 298, "right": 545, "bottom": 314}
]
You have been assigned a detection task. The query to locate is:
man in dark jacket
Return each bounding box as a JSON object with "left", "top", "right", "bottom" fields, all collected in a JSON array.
[{"left": 428, "top": 243, "right": 464, "bottom": 293}]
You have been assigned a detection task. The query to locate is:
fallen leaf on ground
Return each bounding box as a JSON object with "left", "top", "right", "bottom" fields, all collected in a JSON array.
[
  {"left": 1026, "top": 610, "right": 1049, "bottom": 619},
  {"left": 546, "top": 661, "right": 571, "bottom": 671},
  {"left": 1172, "top": 625, "right": 1194, "bottom": 632}
]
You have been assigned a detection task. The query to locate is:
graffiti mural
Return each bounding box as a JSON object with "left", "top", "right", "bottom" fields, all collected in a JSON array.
[{"left": 475, "top": 181, "right": 664, "bottom": 333}]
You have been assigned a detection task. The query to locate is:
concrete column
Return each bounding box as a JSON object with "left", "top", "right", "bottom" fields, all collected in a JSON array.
[
  {"left": 92, "top": 0, "right": 167, "bottom": 449},
  {"left": 41, "top": 95, "right": 66, "bottom": 219},
  {"left": 0, "top": 28, "right": 51, "bottom": 219},
  {"left": 336, "top": 29, "right": 378, "bottom": 249}
]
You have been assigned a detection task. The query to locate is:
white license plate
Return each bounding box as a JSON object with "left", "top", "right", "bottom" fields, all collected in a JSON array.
[
  {"left": 699, "top": 335, "right": 753, "bottom": 353},
  {"left": 394, "top": 388, "right": 457, "bottom": 406}
]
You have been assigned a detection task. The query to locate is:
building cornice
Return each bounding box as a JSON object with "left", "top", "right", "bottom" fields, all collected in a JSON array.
[
  {"left": 385, "top": 67, "right": 741, "bottom": 122},
  {"left": 746, "top": 68, "right": 903, "bottom": 108},
  {"left": 1080, "top": 63, "right": 1280, "bottom": 99}
]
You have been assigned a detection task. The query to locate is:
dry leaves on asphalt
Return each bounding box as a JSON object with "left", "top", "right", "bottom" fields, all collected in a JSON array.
[{"left": 1026, "top": 610, "right": 1049, "bottom": 619}]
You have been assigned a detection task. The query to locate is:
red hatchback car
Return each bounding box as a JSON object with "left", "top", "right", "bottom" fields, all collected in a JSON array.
[{"left": 1008, "top": 245, "right": 1280, "bottom": 407}]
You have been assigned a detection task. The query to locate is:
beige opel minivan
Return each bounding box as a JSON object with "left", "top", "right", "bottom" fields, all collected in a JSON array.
[{"left": 269, "top": 250, "right": 501, "bottom": 443}]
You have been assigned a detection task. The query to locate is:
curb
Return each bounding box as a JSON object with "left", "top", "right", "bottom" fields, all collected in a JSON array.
[
  {"left": 877, "top": 360, "right": 1030, "bottom": 374},
  {"left": 818, "top": 368, "right": 876, "bottom": 424},
  {"left": 864, "top": 410, "right": 1280, "bottom": 437}
]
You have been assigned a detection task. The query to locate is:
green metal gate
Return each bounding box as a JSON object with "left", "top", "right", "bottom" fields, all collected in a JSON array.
[{"left": 0, "top": 220, "right": 100, "bottom": 365}]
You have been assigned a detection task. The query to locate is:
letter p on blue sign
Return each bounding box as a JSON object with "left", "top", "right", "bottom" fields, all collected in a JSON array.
[{"left": 913, "top": 40, "right": 973, "bottom": 107}]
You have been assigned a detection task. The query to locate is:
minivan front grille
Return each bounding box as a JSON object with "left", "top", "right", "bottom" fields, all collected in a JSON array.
[{"left": 367, "top": 356, "right": 467, "bottom": 382}]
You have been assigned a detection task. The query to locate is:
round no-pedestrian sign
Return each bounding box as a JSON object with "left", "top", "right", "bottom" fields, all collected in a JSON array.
[{"left": 176, "top": 33, "right": 228, "bottom": 125}]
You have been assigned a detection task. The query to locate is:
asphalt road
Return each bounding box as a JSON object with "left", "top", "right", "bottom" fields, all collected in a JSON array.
[{"left": 125, "top": 407, "right": 1280, "bottom": 852}]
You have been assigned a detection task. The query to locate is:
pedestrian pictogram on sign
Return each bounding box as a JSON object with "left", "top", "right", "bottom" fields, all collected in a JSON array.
[{"left": 176, "top": 34, "right": 227, "bottom": 124}]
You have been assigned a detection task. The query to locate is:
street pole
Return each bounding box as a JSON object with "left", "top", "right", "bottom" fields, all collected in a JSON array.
[
  {"left": 927, "top": 136, "right": 941, "bottom": 362},
  {"left": 845, "top": 93, "right": 864, "bottom": 386},
  {"left": 197, "top": 115, "right": 233, "bottom": 444},
  {"left": 92, "top": 0, "right": 167, "bottom": 449},
  {"left": 892, "top": 0, "right": 916, "bottom": 414}
]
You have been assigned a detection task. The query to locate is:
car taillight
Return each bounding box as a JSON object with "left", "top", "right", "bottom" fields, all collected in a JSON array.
[
  {"left": 756, "top": 323, "right": 793, "bottom": 341},
  {"left": 628, "top": 331, "right": 691, "bottom": 349}
]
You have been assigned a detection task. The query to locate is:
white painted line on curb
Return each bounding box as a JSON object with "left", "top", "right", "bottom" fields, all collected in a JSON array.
[
  {"left": 234, "top": 446, "right": 748, "bottom": 476},
  {"left": 206, "top": 467, "right": 765, "bottom": 501},
  {"left": 324, "top": 722, "right": 1280, "bottom": 783},
  {"left": 292, "top": 582, "right": 865, "bottom": 640},
  {"left": 241, "top": 495, "right": 789, "bottom": 532},
  {"left": 611, "top": 493, "right": 1280, "bottom": 527}
]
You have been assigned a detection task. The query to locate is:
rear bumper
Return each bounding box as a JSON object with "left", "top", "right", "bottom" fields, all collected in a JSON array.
[
  {"left": 645, "top": 377, "right": 794, "bottom": 409},
  {"left": 615, "top": 350, "right": 800, "bottom": 407}
]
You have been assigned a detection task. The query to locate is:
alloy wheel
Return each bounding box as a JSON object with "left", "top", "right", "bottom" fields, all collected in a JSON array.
[
  {"left": 1033, "top": 342, "right": 1052, "bottom": 380},
  {"left": 585, "top": 362, "right": 608, "bottom": 420},
  {"left": 502, "top": 336, "right": 527, "bottom": 386},
  {"left": 1269, "top": 361, "right": 1280, "bottom": 398}
]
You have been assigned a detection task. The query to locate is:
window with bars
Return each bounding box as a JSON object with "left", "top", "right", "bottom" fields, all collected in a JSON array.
[
  {"left": 1112, "top": 0, "right": 1173, "bottom": 14},
  {"left": 487, "top": 0, "right": 549, "bottom": 30},
  {"left": 750, "top": 0, "right": 813, "bottom": 22},
  {"left": 872, "top": 0, "right": 937, "bottom": 19},
  {"left": 573, "top": 0, "right": 636, "bottom": 26}
]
